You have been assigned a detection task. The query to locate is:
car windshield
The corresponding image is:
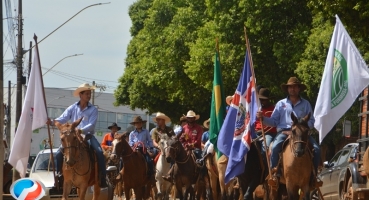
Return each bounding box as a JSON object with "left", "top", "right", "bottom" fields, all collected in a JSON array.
[{"left": 32, "top": 152, "right": 57, "bottom": 172}]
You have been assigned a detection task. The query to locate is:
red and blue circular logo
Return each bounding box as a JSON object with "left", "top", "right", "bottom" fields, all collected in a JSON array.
[{"left": 10, "top": 178, "right": 46, "bottom": 200}]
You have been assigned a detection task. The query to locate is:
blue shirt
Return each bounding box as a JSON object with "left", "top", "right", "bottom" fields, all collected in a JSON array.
[
  {"left": 129, "top": 128, "right": 154, "bottom": 148},
  {"left": 263, "top": 97, "right": 315, "bottom": 130},
  {"left": 202, "top": 131, "right": 209, "bottom": 143},
  {"left": 55, "top": 101, "right": 98, "bottom": 134}
]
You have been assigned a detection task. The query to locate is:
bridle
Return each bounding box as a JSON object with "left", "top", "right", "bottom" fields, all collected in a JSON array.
[
  {"left": 290, "top": 127, "right": 309, "bottom": 157},
  {"left": 60, "top": 129, "right": 90, "bottom": 176},
  {"left": 165, "top": 142, "right": 190, "bottom": 164}
]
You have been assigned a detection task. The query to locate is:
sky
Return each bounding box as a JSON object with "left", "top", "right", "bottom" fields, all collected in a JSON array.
[{"left": 3, "top": 0, "right": 136, "bottom": 93}]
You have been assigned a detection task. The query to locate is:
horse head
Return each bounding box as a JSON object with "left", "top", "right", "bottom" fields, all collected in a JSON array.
[
  {"left": 164, "top": 136, "right": 182, "bottom": 163},
  {"left": 290, "top": 112, "right": 310, "bottom": 157},
  {"left": 110, "top": 134, "right": 130, "bottom": 163},
  {"left": 158, "top": 134, "right": 170, "bottom": 162},
  {"left": 55, "top": 118, "right": 83, "bottom": 167}
]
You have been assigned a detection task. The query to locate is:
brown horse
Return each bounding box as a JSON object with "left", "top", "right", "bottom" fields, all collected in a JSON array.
[
  {"left": 271, "top": 113, "right": 312, "bottom": 200},
  {"left": 164, "top": 137, "right": 204, "bottom": 200},
  {"left": 110, "top": 134, "right": 153, "bottom": 200},
  {"left": 55, "top": 118, "right": 100, "bottom": 200},
  {"left": 363, "top": 146, "right": 369, "bottom": 187}
]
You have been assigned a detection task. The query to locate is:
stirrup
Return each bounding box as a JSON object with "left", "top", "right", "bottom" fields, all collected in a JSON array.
[{"left": 268, "top": 175, "right": 279, "bottom": 189}]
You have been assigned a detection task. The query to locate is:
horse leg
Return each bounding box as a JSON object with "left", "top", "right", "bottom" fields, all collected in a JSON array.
[
  {"left": 78, "top": 186, "right": 88, "bottom": 200},
  {"left": 92, "top": 182, "right": 101, "bottom": 200},
  {"left": 135, "top": 186, "right": 145, "bottom": 200},
  {"left": 286, "top": 182, "right": 299, "bottom": 200},
  {"left": 62, "top": 182, "right": 72, "bottom": 200},
  {"left": 124, "top": 186, "right": 131, "bottom": 200},
  {"left": 175, "top": 182, "right": 183, "bottom": 200}
]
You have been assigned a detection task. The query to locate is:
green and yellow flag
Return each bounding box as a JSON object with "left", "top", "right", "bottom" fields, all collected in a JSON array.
[{"left": 209, "top": 50, "right": 226, "bottom": 158}]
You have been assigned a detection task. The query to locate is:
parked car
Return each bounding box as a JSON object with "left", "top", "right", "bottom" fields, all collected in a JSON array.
[
  {"left": 311, "top": 143, "right": 363, "bottom": 200},
  {"left": 29, "top": 148, "right": 114, "bottom": 200}
]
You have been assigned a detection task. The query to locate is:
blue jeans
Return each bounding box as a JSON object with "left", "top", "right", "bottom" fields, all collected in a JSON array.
[
  {"left": 261, "top": 133, "right": 277, "bottom": 154},
  {"left": 55, "top": 135, "right": 106, "bottom": 181},
  {"left": 270, "top": 132, "right": 320, "bottom": 173}
]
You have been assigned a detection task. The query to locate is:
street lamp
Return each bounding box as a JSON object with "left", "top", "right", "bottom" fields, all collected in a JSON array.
[
  {"left": 42, "top": 53, "right": 83, "bottom": 76},
  {"left": 24, "top": 2, "right": 111, "bottom": 53}
]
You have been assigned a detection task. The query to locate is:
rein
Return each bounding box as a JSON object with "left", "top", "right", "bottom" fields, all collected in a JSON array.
[
  {"left": 61, "top": 131, "right": 91, "bottom": 176},
  {"left": 166, "top": 145, "right": 191, "bottom": 164}
]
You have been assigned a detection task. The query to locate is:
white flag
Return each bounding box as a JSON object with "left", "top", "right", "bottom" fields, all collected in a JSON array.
[
  {"left": 8, "top": 43, "right": 48, "bottom": 177},
  {"left": 314, "top": 15, "right": 369, "bottom": 144}
]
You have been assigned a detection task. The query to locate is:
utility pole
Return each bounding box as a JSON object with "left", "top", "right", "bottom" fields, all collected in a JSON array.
[
  {"left": 92, "top": 81, "right": 95, "bottom": 105},
  {"left": 13, "top": 0, "right": 23, "bottom": 182},
  {"left": 28, "top": 42, "right": 32, "bottom": 82},
  {"left": 1, "top": 0, "right": 5, "bottom": 196},
  {"left": 7, "top": 81, "right": 11, "bottom": 149}
]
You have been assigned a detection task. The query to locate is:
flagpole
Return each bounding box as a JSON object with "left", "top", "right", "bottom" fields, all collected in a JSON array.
[
  {"left": 243, "top": 26, "right": 272, "bottom": 179},
  {"left": 33, "top": 34, "right": 58, "bottom": 189}
]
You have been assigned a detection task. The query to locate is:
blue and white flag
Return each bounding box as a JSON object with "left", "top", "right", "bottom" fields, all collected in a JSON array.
[{"left": 217, "top": 50, "right": 259, "bottom": 183}]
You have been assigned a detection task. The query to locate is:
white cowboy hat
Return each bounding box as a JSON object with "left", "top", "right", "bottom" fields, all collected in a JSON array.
[
  {"left": 186, "top": 110, "right": 200, "bottom": 120},
  {"left": 73, "top": 83, "right": 97, "bottom": 97},
  {"left": 153, "top": 112, "right": 171, "bottom": 123},
  {"left": 226, "top": 95, "right": 234, "bottom": 105},
  {"left": 203, "top": 118, "right": 210, "bottom": 129}
]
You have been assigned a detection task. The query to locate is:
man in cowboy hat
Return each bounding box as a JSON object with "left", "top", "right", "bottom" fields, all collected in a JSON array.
[
  {"left": 150, "top": 112, "right": 175, "bottom": 149},
  {"left": 255, "top": 87, "right": 277, "bottom": 151},
  {"left": 128, "top": 116, "right": 155, "bottom": 178},
  {"left": 101, "top": 122, "right": 121, "bottom": 151},
  {"left": 163, "top": 110, "right": 204, "bottom": 182},
  {"left": 49, "top": 83, "right": 108, "bottom": 188},
  {"left": 256, "top": 77, "right": 321, "bottom": 188}
]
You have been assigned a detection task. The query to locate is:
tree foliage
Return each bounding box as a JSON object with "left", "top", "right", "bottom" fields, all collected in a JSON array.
[{"left": 115, "top": 0, "right": 369, "bottom": 133}]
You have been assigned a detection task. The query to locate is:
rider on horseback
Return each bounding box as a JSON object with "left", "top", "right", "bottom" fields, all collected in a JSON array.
[
  {"left": 49, "top": 83, "right": 108, "bottom": 188},
  {"left": 151, "top": 112, "right": 175, "bottom": 155},
  {"left": 256, "top": 77, "right": 322, "bottom": 189},
  {"left": 128, "top": 116, "right": 155, "bottom": 179},
  {"left": 101, "top": 122, "right": 121, "bottom": 151},
  {"left": 254, "top": 87, "right": 277, "bottom": 154},
  {"left": 162, "top": 110, "right": 204, "bottom": 182}
]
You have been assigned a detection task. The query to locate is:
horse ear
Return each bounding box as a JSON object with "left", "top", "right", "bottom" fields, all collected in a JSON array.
[
  {"left": 54, "top": 121, "right": 61, "bottom": 129},
  {"left": 291, "top": 112, "right": 298, "bottom": 125},
  {"left": 72, "top": 117, "right": 83, "bottom": 129},
  {"left": 303, "top": 112, "right": 311, "bottom": 122}
]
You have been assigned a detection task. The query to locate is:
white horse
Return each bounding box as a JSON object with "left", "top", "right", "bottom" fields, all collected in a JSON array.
[{"left": 155, "top": 134, "right": 173, "bottom": 200}]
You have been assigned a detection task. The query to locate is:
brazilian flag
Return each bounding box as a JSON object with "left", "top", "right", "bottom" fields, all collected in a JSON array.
[{"left": 209, "top": 50, "right": 226, "bottom": 158}]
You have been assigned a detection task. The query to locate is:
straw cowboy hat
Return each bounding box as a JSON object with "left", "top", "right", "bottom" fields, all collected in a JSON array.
[
  {"left": 280, "top": 77, "right": 307, "bottom": 93},
  {"left": 226, "top": 95, "right": 234, "bottom": 105},
  {"left": 73, "top": 83, "right": 97, "bottom": 97},
  {"left": 186, "top": 110, "right": 200, "bottom": 120},
  {"left": 108, "top": 122, "right": 121, "bottom": 131},
  {"left": 153, "top": 112, "right": 171, "bottom": 123},
  {"left": 203, "top": 118, "right": 210, "bottom": 129},
  {"left": 130, "top": 116, "right": 147, "bottom": 125},
  {"left": 258, "top": 88, "right": 271, "bottom": 100}
]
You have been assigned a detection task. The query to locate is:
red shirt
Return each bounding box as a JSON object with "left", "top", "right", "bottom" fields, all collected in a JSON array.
[
  {"left": 255, "top": 105, "right": 277, "bottom": 134},
  {"left": 179, "top": 123, "right": 203, "bottom": 149}
]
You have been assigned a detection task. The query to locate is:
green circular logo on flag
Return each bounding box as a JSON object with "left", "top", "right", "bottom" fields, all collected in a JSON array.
[{"left": 331, "top": 49, "right": 348, "bottom": 108}]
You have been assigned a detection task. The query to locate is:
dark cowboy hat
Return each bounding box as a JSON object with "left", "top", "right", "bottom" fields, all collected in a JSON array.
[
  {"left": 280, "top": 77, "right": 307, "bottom": 93},
  {"left": 108, "top": 122, "right": 121, "bottom": 131},
  {"left": 130, "top": 116, "right": 147, "bottom": 125},
  {"left": 179, "top": 115, "right": 187, "bottom": 123},
  {"left": 258, "top": 88, "right": 271, "bottom": 100}
]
